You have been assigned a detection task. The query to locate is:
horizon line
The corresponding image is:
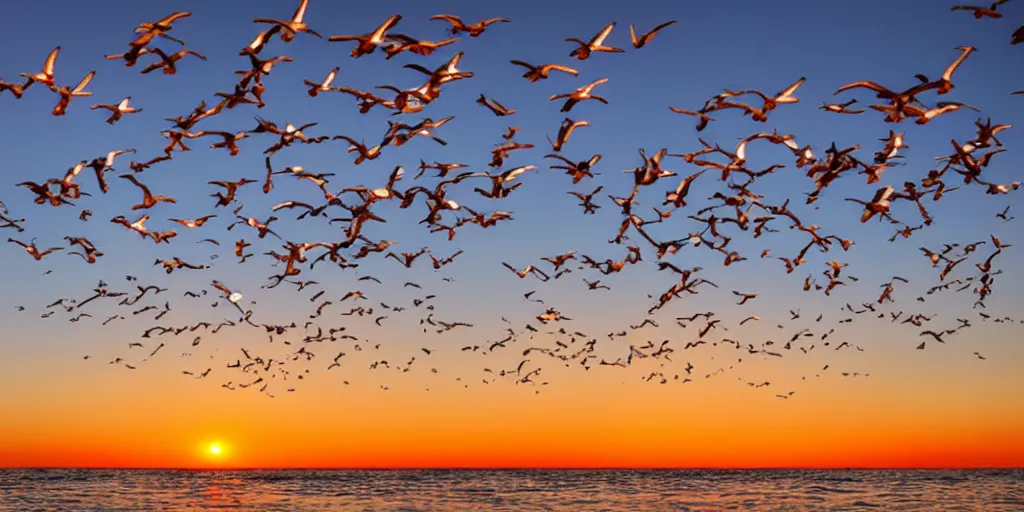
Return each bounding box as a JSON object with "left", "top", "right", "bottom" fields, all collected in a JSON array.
[{"left": 2, "top": 466, "right": 1021, "bottom": 471}]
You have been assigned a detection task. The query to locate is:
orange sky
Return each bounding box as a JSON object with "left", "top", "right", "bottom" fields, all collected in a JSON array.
[{"left": 1, "top": 340, "right": 1021, "bottom": 469}]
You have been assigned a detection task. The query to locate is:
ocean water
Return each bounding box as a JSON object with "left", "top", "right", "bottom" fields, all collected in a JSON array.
[{"left": 0, "top": 469, "right": 1021, "bottom": 511}]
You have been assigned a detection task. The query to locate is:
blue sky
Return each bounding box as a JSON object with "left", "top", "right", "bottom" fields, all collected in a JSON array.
[{"left": 0, "top": 0, "right": 1022, "bottom": 403}]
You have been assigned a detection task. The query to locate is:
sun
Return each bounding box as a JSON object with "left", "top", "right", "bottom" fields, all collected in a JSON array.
[{"left": 200, "top": 441, "right": 230, "bottom": 465}]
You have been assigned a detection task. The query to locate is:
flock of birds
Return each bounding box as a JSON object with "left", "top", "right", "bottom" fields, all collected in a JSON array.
[{"left": 0, "top": 1, "right": 1021, "bottom": 399}]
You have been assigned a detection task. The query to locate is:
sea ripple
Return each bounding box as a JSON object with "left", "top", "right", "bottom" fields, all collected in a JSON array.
[{"left": 0, "top": 469, "right": 1021, "bottom": 511}]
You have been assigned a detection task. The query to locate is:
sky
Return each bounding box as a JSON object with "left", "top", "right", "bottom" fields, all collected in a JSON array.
[{"left": 0, "top": 0, "right": 1022, "bottom": 469}]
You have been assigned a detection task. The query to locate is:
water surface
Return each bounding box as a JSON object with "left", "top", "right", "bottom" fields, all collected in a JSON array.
[{"left": 1, "top": 469, "right": 1021, "bottom": 511}]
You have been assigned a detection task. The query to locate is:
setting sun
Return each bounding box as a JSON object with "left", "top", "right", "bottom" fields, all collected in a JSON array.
[{"left": 208, "top": 444, "right": 222, "bottom": 456}]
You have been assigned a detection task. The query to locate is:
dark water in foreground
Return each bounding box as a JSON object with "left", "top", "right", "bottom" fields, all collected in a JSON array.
[{"left": 0, "top": 469, "right": 1021, "bottom": 511}]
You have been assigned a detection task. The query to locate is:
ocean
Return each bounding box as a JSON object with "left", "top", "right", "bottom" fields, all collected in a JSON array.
[{"left": 0, "top": 469, "right": 1021, "bottom": 511}]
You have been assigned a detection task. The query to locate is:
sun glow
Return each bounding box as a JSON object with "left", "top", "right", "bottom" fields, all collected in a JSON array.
[{"left": 208, "top": 443, "right": 223, "bottom": 456}]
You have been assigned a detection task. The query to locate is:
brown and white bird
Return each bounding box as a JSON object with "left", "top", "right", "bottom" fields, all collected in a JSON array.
[
  {"left": 253, "top": 0, "right": 322, "bottom": 41},
  {"left": 90, "top": 97, "right": 142, "bottom": 124}
]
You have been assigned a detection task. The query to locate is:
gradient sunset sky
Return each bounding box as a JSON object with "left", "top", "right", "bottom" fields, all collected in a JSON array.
[{"left": 1, "top": 0, "right": 1022, "bottom": 469}]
